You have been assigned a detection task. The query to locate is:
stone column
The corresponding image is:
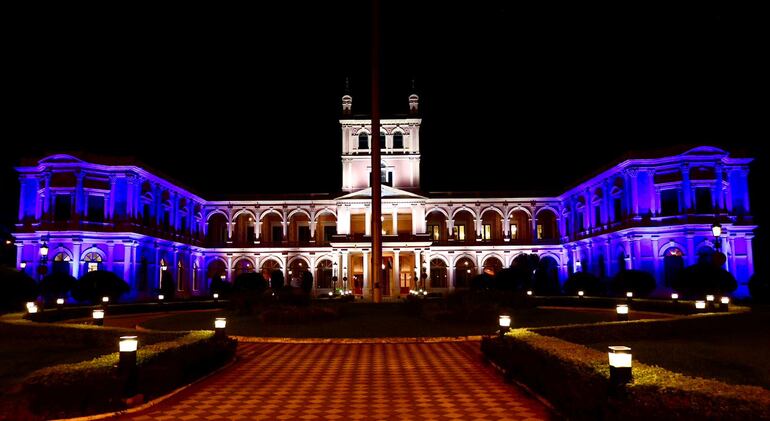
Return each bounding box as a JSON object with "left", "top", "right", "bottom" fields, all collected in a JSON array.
[
  {"left": 392, "top": 250, "right": 401, "bottom": 296},
  {"left": 107, "top": 242, "right": 114, "bottom": 272},
  {"left": 365, "top": 205, "right": 372, "bottom": 236},
  {"left": 414, "top": 249, "right": 421, "bottom": 289},
  {"left": 651, "top": 237, "right": 660, "bottom": 286},
  {"left": 72, "top": 241, "right": 82, "bottom": 279},
  {"left": 391, "top": 206, "right": 398, "bottom": 235},
  {"left": 681, "top": 164, "right": 692, "bottom": 212},
  {"left": 362, "top": 250, "right": 370, "bottom": 294},
  {"left": 447, "top": 219, "right": 455, "bottom": 241}
]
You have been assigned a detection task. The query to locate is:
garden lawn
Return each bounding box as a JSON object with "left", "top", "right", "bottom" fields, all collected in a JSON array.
[
  {"left": 587, "top": 318, "right": 770, "bottom": 390},
  {"left": 141, "top": 303, "right": 620, "bottom": 337}
]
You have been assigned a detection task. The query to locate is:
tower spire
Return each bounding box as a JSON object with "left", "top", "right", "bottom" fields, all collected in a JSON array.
[
  {"left": 408, "top": 78, "right": 419, "bottom": 116},
  {"left": 342, "top": 77, "right": 352, "bottom": 115}
]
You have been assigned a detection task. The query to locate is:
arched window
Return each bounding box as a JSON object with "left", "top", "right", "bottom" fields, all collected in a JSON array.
[
  {"left": 483, "top": 257, "right": 503, "bottom": 276},
  {"left": 53, "top": 252, "right": 72, "bottom": 275},
  {"left": 358, "top": 132, "right": 369, "bottom": 150},
  {"left": 192, "top": 261, "right": 199, "bottom": 291},
  {"left": 430, "top": 259, "right": 448, "bottom": 288},
  {"left": 393, "top": 132, "right": 403, "bottom": 149},
  {"left": 454, "top": 257, "right": 476, "bottom": 288},
  {"left": 177, "top": 260, "right": 185, "bottom": 292},
  {"left": 83, "top": 252, "right": 102, "bottom": 273},
  {"left": 316, "top": 260, "right": 333, "bottom": 289}
]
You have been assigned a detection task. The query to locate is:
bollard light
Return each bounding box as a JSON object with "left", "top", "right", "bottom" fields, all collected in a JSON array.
[
  {"left": 56, "top": 298, "right": 65, "bottom": 305},
  {"left": 626, "top": 292, "right": 633, "bottom": 299},
  {"left": 27, "top": 304, "right": 39, "bottom": 314},
  {"left": 671, "top": 293, "right": 679, "bottom": 302},
  {"left": 213, "top": 293, "right": 219, "bottom": 300},
  {"left": 93, "top": 309, "right": 105, "bottom": 326},
  {"left": 706, "top": 295, "right": 714, "bottom": 302},
  {"left": 214, "top": 317, "right": 227, "bottom": 339},
  {"left": 102, "top": 296, "right": 110, "bottom": 304},
  {"left": 328, "top": 291, "right": 333, "bottom": 296},
  {"left": 526, "top": 290, "right": 533, "bottom": 296},
  {"left": 608, "top": 346, "right": 633, "bottom": 386},
  {"left": 26, "top": 301, "right": 36, "bottom": 310},
  {"left": 498, "top": 315, "right": 511, "bottom": 337},
  {"left": 20, "top": 261, "right": 27, "bottom": 269},
  {"left": 720, "top": 296, "right": 730, "bottom": 312},
  {"left": 158, "top": 294, "right": 165, "bottom": 301},
  {"left": 695, "top": 300, "right": 706, "bottom": 312},
  {"left": 616, "top": 304, "right": 629, "bottom": 321},
  {"left": 118, "top": 336, "right": 139, "bottom": 398},
  {"left": 578, "top": 290, "right": 584, "bottom": 297}
]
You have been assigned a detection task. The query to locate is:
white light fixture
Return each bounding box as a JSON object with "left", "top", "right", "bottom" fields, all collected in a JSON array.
[
  {"left": 220, "top": 274, "right": 226, "bottom": 281},
  {"left": 28, "top": 304, "right": 38, "bottom": 314},
  {"left": 706, "top": 295, "right": 715, "bottom": 302},
  {"left": 158, "top": 294, "right": 165, "bottom": 301},
  {"left": 328, "top": 291, "right": 333, "bottom": 296},
  {"left": 20, "top": 261, "right": 27, "bottom": 269},
  {"left": 56, "top": 298, "right": 65, "bottom": 305},
  {"left": 498, "top": 315, "right": 511, "bottom": 336},
  {"left": 626, "top": 292, "right": 633, "bottom": 298},
  {"left": 214, "top": 317, "right": 227, "bottom": 339},
  {"left": 40, "top": 242, "right": 49, "bottom": 257},
  {"left": 93, "top": 309, "right": 105, "bottom": 325},
  {"left": 526, "top": 290, "right": 533, "bottom": 296},
  {"left": 214, "top": 317, "right": 227, "bottom": 329},
  {"left": 119, "top": 336, "right": 138, "bottom": 352},
  {"left": 671, "top": 293, "right": 679, "bottom": 300},
  {"left": 102, "top": 296, "right": 110, "bottom": 303},
  {"left": 695, "top": 300, "right": 706, "bottom": 310},
  {"left": 608, "top": 346, "right": 633, "bottom": 386},
  {"left": 711, "top": 222, "right": 722, "bottom": 238},
  {"left": 26, "top": 301, "right": 36, "bottom": 310},
  {"left": 578, "top": 290, "right": 584, "bottom": 297},
  {"left": 616, "top": 304, "right": 629, "bottom": 321},
  {"left": 213, "top": 293, "right": 219, "bottom": 299},
  {"left": 720, "top": 296, "right": 730, "bottom": 305}
]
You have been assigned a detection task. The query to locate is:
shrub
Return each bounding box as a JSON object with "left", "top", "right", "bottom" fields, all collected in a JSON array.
[
  {"left": 301, "top": 271, "right": 313, "bottom": 294},
  {"left": 71, "top": 270, "right": 130, "bottom": 304},
  {"left": 469, "top": 273, "right": 494, "bottom": 290},
  {"left": 0, "top": 266, "right": 38, "bottom": 312},
  {"left": 611, "top": 269, "right": 656, "bottom": 297},
  {"left": 209, "top": 276, "right": 232, "bottom": 296},
  {"left": 40, "top": 272, "right": 76, "bottom": 304},
  {"left": 673, "top": 263, "right": 738, "bottom": 298},
  {"left": 494, "top": 268, "right": 525, "bottom": 291},
  {"left": 270, "top": 270, "right": 284, "bottom": 290},
  {"left": 233, "top": 272, "right": 268, "bottom": 292},
  {"left": 562, "top": 271, "right": 603, "bottom": 295},
  {"left": 749, "top": 273, "right": 768, "bottom": 303}
]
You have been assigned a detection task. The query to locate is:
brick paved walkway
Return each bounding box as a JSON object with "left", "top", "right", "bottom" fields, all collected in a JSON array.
[{"left": 116, "top": 341, "right": 552, "bottom": 420}]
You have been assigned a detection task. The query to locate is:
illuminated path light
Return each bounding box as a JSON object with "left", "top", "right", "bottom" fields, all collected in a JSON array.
[{"left": 120, "top": 342, "right": 551, "bottom": 419}]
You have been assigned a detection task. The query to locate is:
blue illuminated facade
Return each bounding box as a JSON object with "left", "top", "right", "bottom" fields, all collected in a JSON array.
[{"left": 12, "top": 96, "right": 756, "bottom": 300}]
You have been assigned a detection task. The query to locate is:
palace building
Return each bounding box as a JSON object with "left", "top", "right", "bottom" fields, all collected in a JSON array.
[{"left": 13, "top": 92, "right": 756, "bottom": 299}]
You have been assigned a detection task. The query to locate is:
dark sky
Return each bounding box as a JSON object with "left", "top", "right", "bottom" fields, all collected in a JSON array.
[{"left": 2, "top": 2, "right": 766, "bottom": 267}]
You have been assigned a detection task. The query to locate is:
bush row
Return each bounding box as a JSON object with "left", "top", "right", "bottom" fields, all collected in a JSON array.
[
  {"left": 25, "top": 299, "right": 225, "bottom": 323},
  {"left": 3, "top": 330, "right": 237, "bottom": 420},
  {"left": 532, "top": 295, "right": 706, "bottom": 315},
  {"left": 481, "top": 331, "right": 770, "bottom": 420},
  {"left": 532, "top": 311, "right": 757, "bottom": 345}
]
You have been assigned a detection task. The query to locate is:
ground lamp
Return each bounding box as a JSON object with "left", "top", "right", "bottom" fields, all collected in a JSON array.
[
  {"left": 27, "top": 302, "right": 38, "bottom": 314},
  {"left": 213, "top": 293, "right": 219, "bottom": 301},
  {"left": 706, "top": 294, "right": 715, "bottom": 311},
  {"left": 498, "top": 315, "right": 511, "bottom": 337},
  {"left": 671, "top": 293, "right": 679, "bottom": 303},
  {"left": 26, "top": 301, "right": 36, "bottom": 311},
  {"left": 720, "top": 296, "right": 730, "bottom": 312},
  {"left": 578, "top": 290, "right": 584, "bottom": 298},
  {"left": 93, "top": 309, "right": 105, "bottom": 326},
  {"left": 608, "top": 346, "right": 633, "bottom": 386},
  {"left": 616, "top": 304, "right": 629, "bottom": 321},
  {"left": 695, "top": 300, "right": 706, "bottom": 312},
  {"left": 56, "top": 297, "right": 65, "bottom": 310},
  {"left": 20, "top": 261, "right": 27, "bottom": 269},
  {"left": 214, "top": 317, "right": 227, "bottom": 339},
  {"left": 626, "top": 291, "right": 633, "bottom": 301},
  {"left": 526, "top": 290, "right": 533, "bottom": 296},
  {"left": 118, "top": 336, "right": 139, "bottom": 398},
  {"left": 102, "top": 296, "right": 110, "bottom": 306},
  {"left": 158, "top": 294, "right": 165, "bottom": 303}
]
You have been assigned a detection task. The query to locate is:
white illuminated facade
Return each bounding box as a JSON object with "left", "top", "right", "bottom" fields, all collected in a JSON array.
[{"left": 12, "top": 91, "right": 757, "bottom": 300}]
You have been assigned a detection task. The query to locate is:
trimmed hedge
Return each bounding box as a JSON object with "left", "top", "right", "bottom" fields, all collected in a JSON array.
[
  {"left": 482, "top": 330, "right": 770, "bottom": 420},
  {"left": 532, "top": 311, "right": 752, "bottom": 345},
  {"left": 3, "top": 330, "right": 236, "bottom": 420},
  {"left": 24, "top": 299, "right": 226, "bottom": 323},
  {"left": 533, "top": 295, "right": 701, "bottom": 315}
]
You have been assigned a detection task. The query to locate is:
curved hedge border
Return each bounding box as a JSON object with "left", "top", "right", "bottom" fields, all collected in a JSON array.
[
  {"left": 482, "top": 329, "right": 770, "bottom": 420},
  {"left": 24, "top": 299, "right": 226, "bottom": 323},
  {"left": 0, "top": 315, "right": 236, "bottom": 420}
]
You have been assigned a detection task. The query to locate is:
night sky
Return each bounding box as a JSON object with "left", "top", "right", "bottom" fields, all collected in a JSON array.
[{"left": 2, "top": 3, "right": 766, "bottom": 269}]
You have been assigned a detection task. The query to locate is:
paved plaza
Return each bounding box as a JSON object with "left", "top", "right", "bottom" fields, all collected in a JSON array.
[{"left": 117, "top": 341, "right": 551, "bottom": 420}]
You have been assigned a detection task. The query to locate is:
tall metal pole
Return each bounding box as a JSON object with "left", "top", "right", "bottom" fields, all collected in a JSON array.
[{"left": 370, "top": 0, "right": 383, "bottom": 303}]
